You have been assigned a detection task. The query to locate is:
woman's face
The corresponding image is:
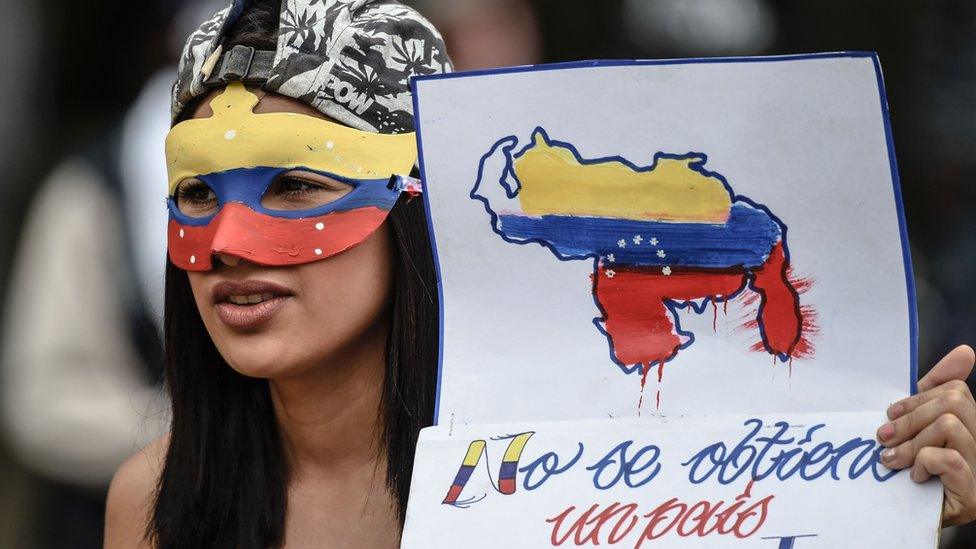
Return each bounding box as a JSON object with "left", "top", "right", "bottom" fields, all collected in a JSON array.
[{"left": 182, "top": 89, "right": 394, "bottom": 379}]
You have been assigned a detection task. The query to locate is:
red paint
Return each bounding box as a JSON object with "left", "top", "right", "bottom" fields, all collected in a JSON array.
[
  {"left": 594, "top": 242, "right": 814, "bottom": 391},
  {"left": 712, "top": 299, "right": 718, "bottom": 332},
  {"left": 594, "top": 265, "right": 744, "bottom": 372},
  {"left": 168, "top": 203, "right": 390, "bottom": 271},
  {"left": 749, "top": 243, "right": 802, "bottom": 357},
  {"left": 546, "top": 480, "right": 774, "bottom": 546},
  {"left": 499, "top": 478, "right": 516, "bottom": 495},
  {"left": 444, "top": 485, "right": 463, "bottom": 504}
]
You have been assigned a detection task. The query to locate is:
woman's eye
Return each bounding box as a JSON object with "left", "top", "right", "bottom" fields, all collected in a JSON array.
[
  {"left": 175, "top": 179, "right": 217, "bottom": 217},
  {"left": 262, "top": 173, "right": 353, "bottom": 211},
  {"left": 277, "top": 177, "right": 324, "bottom": 196}
]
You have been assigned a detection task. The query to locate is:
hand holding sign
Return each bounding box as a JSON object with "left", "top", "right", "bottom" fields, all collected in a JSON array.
[{"left": 880, "top": 344, "right": 976, "bottom": 526}]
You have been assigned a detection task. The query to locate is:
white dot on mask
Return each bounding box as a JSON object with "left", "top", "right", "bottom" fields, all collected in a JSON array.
[
  {"left": 325, "top": 140, "right": 334, "bottom": 149},
  {"left": 179, "top": 228, "right": 185, "bottom": 238},
  {"left": 314, "top": 222, "right": 325, "bottom": 230},
  {"left": 190, "top": 255, "right": 196, "bottom": 264},
  {"left": 225, "top": 130, "right": 236, "bottom": 140},
  {"left": 314, "top": 248, "right": 323, "bottom": 255}
]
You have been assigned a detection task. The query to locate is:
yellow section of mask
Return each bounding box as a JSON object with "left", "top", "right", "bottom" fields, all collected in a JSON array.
[{"left": 165, "top": 82, "right": 417, "bottom": 194}]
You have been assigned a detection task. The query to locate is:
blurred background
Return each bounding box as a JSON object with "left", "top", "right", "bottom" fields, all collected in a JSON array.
[{"left": 0, "top": 0, "right": 972, "bottom": 547}]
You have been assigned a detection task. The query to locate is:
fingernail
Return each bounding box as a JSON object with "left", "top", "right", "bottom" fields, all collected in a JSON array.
[
  {"left": 881, "top": 448, "right": 896, "bottom": 463},
  {"left": 887, "top": 402, "right": 904, "bottom": 419},
  {"left": 878, "top": 423, "right": 895, "bottom": 441}
]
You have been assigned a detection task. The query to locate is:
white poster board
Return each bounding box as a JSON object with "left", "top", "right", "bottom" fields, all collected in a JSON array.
[
  {"left": 404, "top": 53, "right": 937, "bottom": 548},
  {"left": 402, "top": 412, "right": 941, "bottom": 548},
  {"left": 411, "top": 53, "right": 916, "bottom": 425}
]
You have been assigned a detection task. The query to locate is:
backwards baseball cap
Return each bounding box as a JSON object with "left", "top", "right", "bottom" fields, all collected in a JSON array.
[
  {"left": 166, "top": 0, "right": 451, "bottom": 271},
  {"left": 172, "top": 0, "right": 452, "bottom": 133}
]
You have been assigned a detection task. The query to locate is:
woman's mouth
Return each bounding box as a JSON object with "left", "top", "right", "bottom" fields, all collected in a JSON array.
[{"left": 212, "top": 280, "right": 293, "bottom": 330}]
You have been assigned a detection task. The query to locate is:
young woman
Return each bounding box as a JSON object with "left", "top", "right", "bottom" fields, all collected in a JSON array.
[
  {"left": 106, "top": 1, "right": 446, "bottom": 547},
  {"left": 105, "top": 1, "right": 976, "bottom": 548}
]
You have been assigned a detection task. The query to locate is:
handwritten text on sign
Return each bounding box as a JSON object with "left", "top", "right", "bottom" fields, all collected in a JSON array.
[{"left": 402, "top": 413, "right": 941, "bottom": 548}]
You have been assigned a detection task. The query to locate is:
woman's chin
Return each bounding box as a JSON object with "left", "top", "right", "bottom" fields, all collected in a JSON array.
[
  {"left": 223, "top": 356, "right": 304, "bottom": 380},
  {"left": 217, "top": 340, "right": 312, "bottom": 380}
]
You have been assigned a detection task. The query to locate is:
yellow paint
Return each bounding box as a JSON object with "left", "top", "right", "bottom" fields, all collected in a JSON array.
[
  {"left": 513, "top": 130, "right": 732, "bottom": 223},
  {"left": 461, "top": 440, "right": 487, "bottom": 467},
  {"left": 501, "top": 432, "right": 534, "bottom": 462},
  {"left": 165, "top": 82, "right": 416, "bottom": 194}
]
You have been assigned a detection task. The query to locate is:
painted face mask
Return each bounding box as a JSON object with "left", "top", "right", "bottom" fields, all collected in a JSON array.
[{"left": 165, "top": 82, "right": 420, "bottom": 271}]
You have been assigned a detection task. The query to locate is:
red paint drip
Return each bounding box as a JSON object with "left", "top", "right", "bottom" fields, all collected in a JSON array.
[
  {"left": 594, "top": 265, "right": 743, "bottom": 375},
  {"left": 712, "top": 298, "right": 718, "bottom": 332},
  {"left": 750, "top": 243, "right": 803, "bottom": 358},
  {"left": 594, "top": 243, "right": 814, "bottom": 392}
]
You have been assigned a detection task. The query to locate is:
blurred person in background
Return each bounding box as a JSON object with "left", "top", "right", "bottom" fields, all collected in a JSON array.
[
  {"left": 412, "top": 0, "right": 541, "bottom": 70},
  {"left": 0, "top": 2, "right": 224, "bottom": 547}
]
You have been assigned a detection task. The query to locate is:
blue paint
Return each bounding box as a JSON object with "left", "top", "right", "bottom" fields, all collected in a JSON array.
[
  {"left": 586, "top": 440, "right": 662, "bottom": 490},
  {"left": 761, "top": 535, "right": 819, "bottom": 548},
  {"left": 497, "top": 203, "right": 780, "bottom": 269},
  {"left": 870, "top": 55, "right": 918, "bottom": 395},
  {"left": 409, "top": 78, "right": 447, "bottom": 426},
  {"left": 498, "top": 461, "right": 518, "bottom": 478},
  {"left": 452, "top": 465, "right": 475, "bottom": 485},
  {"left": 168, "top": 166, "right": 398, "bottom": 226},
  {"left": 682, "top": 418, "right": 899, "bottom": 484},
  {"left": 519, "top": 443, "right": 585, "bottom": 491}
]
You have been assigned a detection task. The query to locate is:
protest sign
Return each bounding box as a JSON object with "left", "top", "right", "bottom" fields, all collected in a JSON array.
[
  {"left": 404, "top": 53, "right": 937, "bottom": 547},
  {"left": 402, "top": 413, "right": 941, "bottom": 548}
]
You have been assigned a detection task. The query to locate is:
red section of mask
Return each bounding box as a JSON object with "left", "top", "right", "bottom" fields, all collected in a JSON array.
[{"left": 168, "top": 202, "right": 389, "bottom": 271}]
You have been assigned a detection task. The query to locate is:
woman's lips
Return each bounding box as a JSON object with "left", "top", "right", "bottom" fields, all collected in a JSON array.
[{"left": 215, "top": 296, "right": 290, "bottom": 330}]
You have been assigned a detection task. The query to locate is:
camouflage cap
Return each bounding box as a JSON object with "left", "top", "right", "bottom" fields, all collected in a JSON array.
[{"left": 172, "top": 0, "right": 452, "bottom": 134}]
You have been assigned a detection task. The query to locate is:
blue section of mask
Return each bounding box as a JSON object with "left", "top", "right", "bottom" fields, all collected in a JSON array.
[{"left": 168, "top": 166, "right": 400, "bottom": 226}]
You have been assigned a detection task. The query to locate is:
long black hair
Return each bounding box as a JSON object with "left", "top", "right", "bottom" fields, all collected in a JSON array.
[{"left": 149, "top": 2, "right": 439, "bottom": 546}]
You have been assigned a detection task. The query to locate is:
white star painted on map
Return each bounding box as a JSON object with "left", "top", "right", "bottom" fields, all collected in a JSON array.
[
  {"left": 607, "top": 253, "right": 615, "bottom": 263},
  {"left": 662, "top": 266, "right": 672, "bottom": 276},
  {"left": 657, "top": 249, "right": 666, "bottom": 258},
  {"left": 649, "top": 237, "right": 659, "bottom": 246},
  {"left": 633, "top": 235, "right": 643, "bottom": 245},
  {"left": 606, "top": 269, "right": 616, "bottom": 278},
  {"left": 617, "top": 239, "right": 627, "bottom": 248}
]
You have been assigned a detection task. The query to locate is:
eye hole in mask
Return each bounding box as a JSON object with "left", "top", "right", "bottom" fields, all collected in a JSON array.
[
  {"left": 174, "top": 170, "right": 354, "bottom": 218},
  {"left": 261, "top": 171, "right": 354, "bottom": 211}
]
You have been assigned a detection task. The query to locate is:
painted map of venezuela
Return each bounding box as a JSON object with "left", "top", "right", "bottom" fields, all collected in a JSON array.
[{"left": 471, "top": 128, "right": 816, "bottom": 403}]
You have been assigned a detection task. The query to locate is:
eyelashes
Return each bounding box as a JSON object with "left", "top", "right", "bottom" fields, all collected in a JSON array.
[
  {"left": 262, "top": 173, "right": 353, "bottom": 210},
  {"left": 173, "top": 172, "right": 355, "bottom": 217},
  {"left": 175, "top": 179, "right": 216, "bottom": 205}
]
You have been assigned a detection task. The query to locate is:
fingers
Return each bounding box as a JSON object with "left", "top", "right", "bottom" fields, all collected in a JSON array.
[
  {"left": 917, "top": 344, "right": 975, "bottom": 393},
  {"left": 887, "top": 379, "right": 975, "bottom": 421},
  {"left": 879, "top": 390, "right": 976, "bottom": 449},
  {"left": 911, "top": 446, "right": 976, "bottom": 526},
  {"left": 880, "top": 413, "right": 976, "bottom": 472}
]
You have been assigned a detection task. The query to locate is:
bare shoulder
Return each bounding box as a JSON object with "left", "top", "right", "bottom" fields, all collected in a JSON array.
[{"left": 104, "top": 434, "right": 169, "bottom": 549}]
